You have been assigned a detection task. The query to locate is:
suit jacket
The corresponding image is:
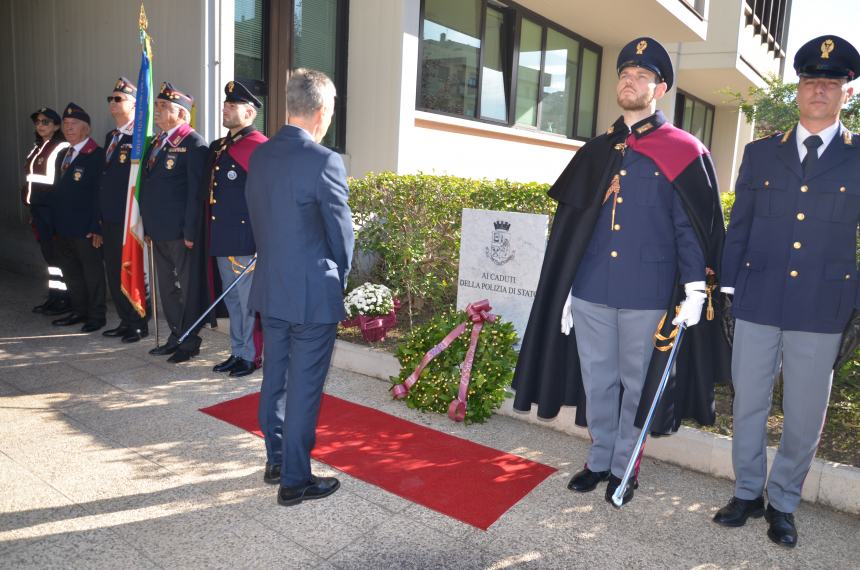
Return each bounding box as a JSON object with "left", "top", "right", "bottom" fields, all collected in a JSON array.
[
  {"left": 139, "top": 123, "right": 208, "bottom": 242},
  {"left": 246, "top": 125, "right": 354, "bottom": 324},
  {"left": 51, "top": 138, "right": 104, "bottom": 239},
  {"left": 722, "top": 125, "right": 860, "bottom": 334},
  {"left": 99, "top": 129, "right": 134, "bottom": 225}
]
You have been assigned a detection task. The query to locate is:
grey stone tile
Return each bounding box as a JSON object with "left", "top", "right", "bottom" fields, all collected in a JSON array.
[
  {"left": 0, "top": 361, "right": 89, "bottom": 392},
  {"left": 67, "top": 353, "right": 149, "bottom": 376},
  {"left": 0, "top": 529, "right": 160, "bottom": 570}
]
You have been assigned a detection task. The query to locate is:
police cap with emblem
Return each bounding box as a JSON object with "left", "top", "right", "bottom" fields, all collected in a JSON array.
[
  {"left": 224, "top": 80, "right": 262, "bottom": 108},
  {"left": 617, "top": 36, "right": 674, "bottom": 90},
  {"left": 62, "top": 102, "right": 91, "bottom": 125},
  {"left": 794, "top": 35, "right": 860, "bottom": 80},
  {"left": 30, "top": 106, "right": 61, "bottom": 125},
  {"left": 157, "top": 82, "right": 194, "bottom": 111},
  {"left": 113, "top": 77, "right": 138, "bottom": 98}
]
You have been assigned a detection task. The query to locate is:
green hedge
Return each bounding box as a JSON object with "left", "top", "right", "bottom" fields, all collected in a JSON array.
[{"left": 348, "top": 172, "right": 555, "bottom": 323}]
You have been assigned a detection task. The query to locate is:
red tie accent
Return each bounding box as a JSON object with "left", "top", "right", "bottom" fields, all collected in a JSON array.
[
  {"left": 147, "top": 132, "right": 168, "bottom": 170},
  {"left": 105, "top": 130, "right": 121, "bottom": 163}
]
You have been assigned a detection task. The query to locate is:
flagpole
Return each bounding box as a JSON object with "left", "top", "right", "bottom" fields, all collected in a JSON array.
[{"left": 148, "top": 241, "right": 159, "bottom": 347}]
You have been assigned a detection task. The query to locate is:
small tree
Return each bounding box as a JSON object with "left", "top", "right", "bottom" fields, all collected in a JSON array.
[{"left": 724, "top": 74, "right": 860, "bottom": 137}]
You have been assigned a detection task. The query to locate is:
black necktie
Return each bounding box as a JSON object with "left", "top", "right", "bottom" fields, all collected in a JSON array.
[{"left": 802, "top": 135, "right": 823, "bottom": 175}]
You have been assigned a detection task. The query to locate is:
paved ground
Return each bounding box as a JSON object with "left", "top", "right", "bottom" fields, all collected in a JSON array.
[{"left": 1, "top": 268, "right": 858, "bottom": 569}]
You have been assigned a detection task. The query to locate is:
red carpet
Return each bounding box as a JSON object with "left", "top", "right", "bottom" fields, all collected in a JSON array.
[{"left": 200, "top": 392, "right": 556, "bottom": 530}]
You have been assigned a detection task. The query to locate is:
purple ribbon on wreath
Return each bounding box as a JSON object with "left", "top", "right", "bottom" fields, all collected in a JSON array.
[{"left": 391, "top": 299, "right": 496, "bottom": 422}]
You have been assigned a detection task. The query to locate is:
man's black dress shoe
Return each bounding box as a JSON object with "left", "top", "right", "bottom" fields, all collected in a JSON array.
[
  {"left": 765, "top": 505, "right": 798, "bottom": 547},
  {"left": 229, "top": 358, "right": 256, "bottom": 377},
  {"left": 167, "top": 346, "right": 200, "bottom": 363},
  {"left": 81, "top": 321, "right": 106, "bottom": 333},
  {"left": 43, "top": 299, "right": 72, "bottom": 316},
  {"left": 264, "top": 463, "right": 281, "bottom": 485},
  {"left": 605, "top": 474, "right": 637, "bottom": 507},
  {"left": 52, "top": 313, "right": 86, "bottom": 326},
  {"left": 121, "top": 328, "right": 149, "bottom": 344},
  {"left": 277, "top": 476, "right": 340, "bottom": 506},
  {"left": 567, "top": 466, "right": 611, "bottom": 492},
  {"left": 213, "top": 355, "right": 240, "bottom": 373},
  {"left": 149, "top": 343, "right": 179, "bottom": 356},
  {"left": 102, "top": 325, "right": 129, "bottom": 337},
  {"left": 712, "top": 496, "right": 765, "bottom": 527},
  {"left": 32, "top": 300, "right": 49, "bottom": 313}
]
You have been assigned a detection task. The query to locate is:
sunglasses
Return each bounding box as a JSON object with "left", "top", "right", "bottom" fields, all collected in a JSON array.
[
  {"left": 33, "top": 119, "right": 54, "bottom": 126},
  {"left": 106, "top": 96, "right": 128, "bottom": 103}
]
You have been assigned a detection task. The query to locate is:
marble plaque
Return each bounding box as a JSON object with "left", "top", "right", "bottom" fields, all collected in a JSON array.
[{"left": 457, "top": 208, "right": 549, "bottom": 344}]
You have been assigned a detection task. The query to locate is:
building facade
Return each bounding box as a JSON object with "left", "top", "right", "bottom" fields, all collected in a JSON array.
[{"left": 0, "top": 0, "right": 792, "bottom": 271}]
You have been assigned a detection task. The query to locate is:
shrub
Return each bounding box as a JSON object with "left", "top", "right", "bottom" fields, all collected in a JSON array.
[{"left": 391, "top": 307, "right": 519, "bottom": 423}]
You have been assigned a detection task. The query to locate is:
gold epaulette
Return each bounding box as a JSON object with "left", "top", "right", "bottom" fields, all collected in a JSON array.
[
  {"left": 606, "top": 124, "right": 615, "bottom": 135},
  {"left": 779, "top": 127, "right": 794, "bottom": 144},
  {"left": 843, "top": 129, "right": 854, "bottom": 146}
]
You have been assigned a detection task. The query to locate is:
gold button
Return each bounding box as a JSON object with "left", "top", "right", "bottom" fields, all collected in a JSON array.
[
  {"left": 213, "top": 182, "right": 218, "bottom": 187},
  {"left": 614, "top": 224, "right": 621, "bottom": 230},
  {"left": 764, "top": 180, "right": 770, "bottom": 186},
  {"left": 654, "top": 171, "right": 660, "bottom": 176},
  {"left": 793, "top": 241, "right": 801, "bottom": 249},
  {"left": 846, "top": 274, "right": 852, "bottom": 280},
  {"left": 790, "top": 270, "right": 798, "bottom": 277},
  {"left": 610, "top": 251, "right": 618, "bottom": 258},
  {"left": 620, "top": 170, "right": 627, "bottom": 176},
  {"left": 617, "top": 197, "right": 624, "bottom": 204},
  {"left": 212, "top": 199, "right": 217, "bottom": 204},
  {"left": 796, "top": 212, "right": 805, "bottom": 221},
  {"left": 211, "top": 216, "right": 215, "bottom": 220},
  {"left": 800, "top": 185, "right": 808, "bottom": 193},
  {"left": 840, "top": 186, "right": 847, "bottom": 193},
  {"left": 215, "top": 166, "right": 220, "bottom": 171},
  {"left": 745, "top": 262, "right": 751, "bottom": 267},
  {"left": 241, "top": 220, "right": 245, "bottom": 224}
]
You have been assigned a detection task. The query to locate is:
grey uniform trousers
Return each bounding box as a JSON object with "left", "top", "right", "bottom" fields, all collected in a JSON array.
[
  {"left": 216, "top": 255, "right": 256, "bottom": 362},
  {"left": 571, "top": 296, "right": 664, "bottom": 477},
  {"left": 731, "top": 318, "right": 840, "bottom": 513}
]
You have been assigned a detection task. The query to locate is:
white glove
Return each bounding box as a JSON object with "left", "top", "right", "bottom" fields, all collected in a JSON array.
[
  {"left": 561, "top": 291, "right": 574, "bottom": 335},
  {"left": 672, "top": 281, "right": 707, "bottom": 327},
  {"left": 720, "top": 286, "right": 735, "bottom": 295}
]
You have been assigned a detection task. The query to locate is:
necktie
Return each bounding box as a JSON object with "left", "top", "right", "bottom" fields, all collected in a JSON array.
[
  {"left": 105, "top": 130, "right": 121, "bottom": 163},
  {"left": 61, "top": 148, "right": 75, "bottom": 172},
  {"left": 147, "top": 132, "right": 167, "bottom": 170},
  {"left": 802, "top": 135, "right": 823, "bottom": 175}
]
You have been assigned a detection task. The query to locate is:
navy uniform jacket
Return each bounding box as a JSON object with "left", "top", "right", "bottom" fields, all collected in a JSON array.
[
  {"left": 140, "top": 123, "right": 208, "bottom": 242},
  {"left": 571, "top": 147, "right": 704, "bottom": 309},
  {"left": 722, "top": 126, "right": 860, "bottom": 334},
  {"left": 246, "top": 125, "right": 354, "bottom": 324},
  {"left": 51, "top": 138, "right": 104, "bottom": 239},
  {"left": 207, "top": 126, "right": 267, "bottom": 257},
  {"left": 98, "top": 128, "right": 133, "bottom": 225}
]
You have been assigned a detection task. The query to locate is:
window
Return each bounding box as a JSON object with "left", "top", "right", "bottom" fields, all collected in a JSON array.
[
  {"left": 235, "top": 0, "right": 268, "bottom": 133},
  {"left": 675, "top": 90, "right": 715, "bottom": 148},
  {"left": 418, "top": 0, "right": 601, "bottom": 139}
]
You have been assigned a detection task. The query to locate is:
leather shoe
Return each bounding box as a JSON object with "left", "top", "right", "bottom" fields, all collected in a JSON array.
[
  {"left": 42, "top": 299, "right": 72, "bottom": 316},
  {"left": 605, "top": 474, "right": 638, "bottom": 507},
  {"left": 213, "top": 355, "right": 240, "bottom": 373},
  {"left": 121, "top": 328, "right": 149, "bottom": 343},
  {"left": 52, "top": 313, "right": 86, "bottom": 326},
  {"left": 80, "top": 321, "right": 106, "bottom": 333},
  {"left": 167, "top": 347, "right": 200, "bottom": 363},
  {"left": 32, "top": 300, "right": 50, "bottom": 313},
  {"left": 229, "top": 358, "right": 257, "bottom": 377},
  {"left": 149, "top": 343, "right": 179, "bottom": 356},
  {"left": 712, "top": 496, "right": 765, "bottom": 527},
  {"left": 102, "top": 325, "right": 129, "bottom": 337},
  {"left": 765, "top": 505, "right": 798, "bottom": 547},
  {"left": 263, "top": 463, "right": 281, "bottom": 485},
  {"left": 567, "top": 466, "right": 610, "bottom": 493},
  {"left": 277, "top": 476, "right": 340, "bottom": 506}
]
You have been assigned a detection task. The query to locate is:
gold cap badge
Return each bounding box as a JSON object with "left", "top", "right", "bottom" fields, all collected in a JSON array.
[
  {"left": 821, "top": 38, "right": 835, "bottom": 59},
  {"left": 227, "top": 81, "right": 234, "bottom": 93},
  {"left": 636, "top": 40, "right": 648, "bottom": 55}
]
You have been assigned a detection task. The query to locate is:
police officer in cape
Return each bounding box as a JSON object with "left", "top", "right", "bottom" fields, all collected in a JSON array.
[
  {"left": 140, "top": 83, "right": 210, "bottom": 363},
  {"left": 713, "top": 35, "right": 860, "bottom": 548},
  {"left": 23, "top": 106, "right": 72, "bottom": 316},
  {"left": 49, "top": 103, "right": 108, "bottom": 332},
  {"left": 100, "top": 77, "right": 149, "bottom": 343},
  {"left": 511, "top": 37, "right": 730, "bottom": 506},
  {"left": 207, "top": 80, "right": 267, "bottom": 377}
]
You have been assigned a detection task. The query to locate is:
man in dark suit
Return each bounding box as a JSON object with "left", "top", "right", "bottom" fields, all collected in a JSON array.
[
  {"left": 714, "top": 35, "right": 860, "bottom": 548},
  {"left": 100, "top": 77, "right": 149, "bottom": 343},
  {"left": 247, "top": 68, "right": 354, "bottom": 506},
  {"left": 50, "top": 103, "right": 107, "bottom": 332},
  {"left": 140, "top": 83, "right": 209, "bottom": 363}
]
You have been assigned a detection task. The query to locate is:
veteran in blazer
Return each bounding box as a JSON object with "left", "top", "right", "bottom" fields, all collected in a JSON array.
[
  {"left": 140, "top": 82, "right": 209, "bottom": 363},
  {"left": 247, "top": 69, "right": 354, "bottom": 506},
  {"left": 49, "top": 103, "right": 107, "bottom": 332},
  {"left": 714, "top": 35, "right": 860, "bottom": 548}
]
